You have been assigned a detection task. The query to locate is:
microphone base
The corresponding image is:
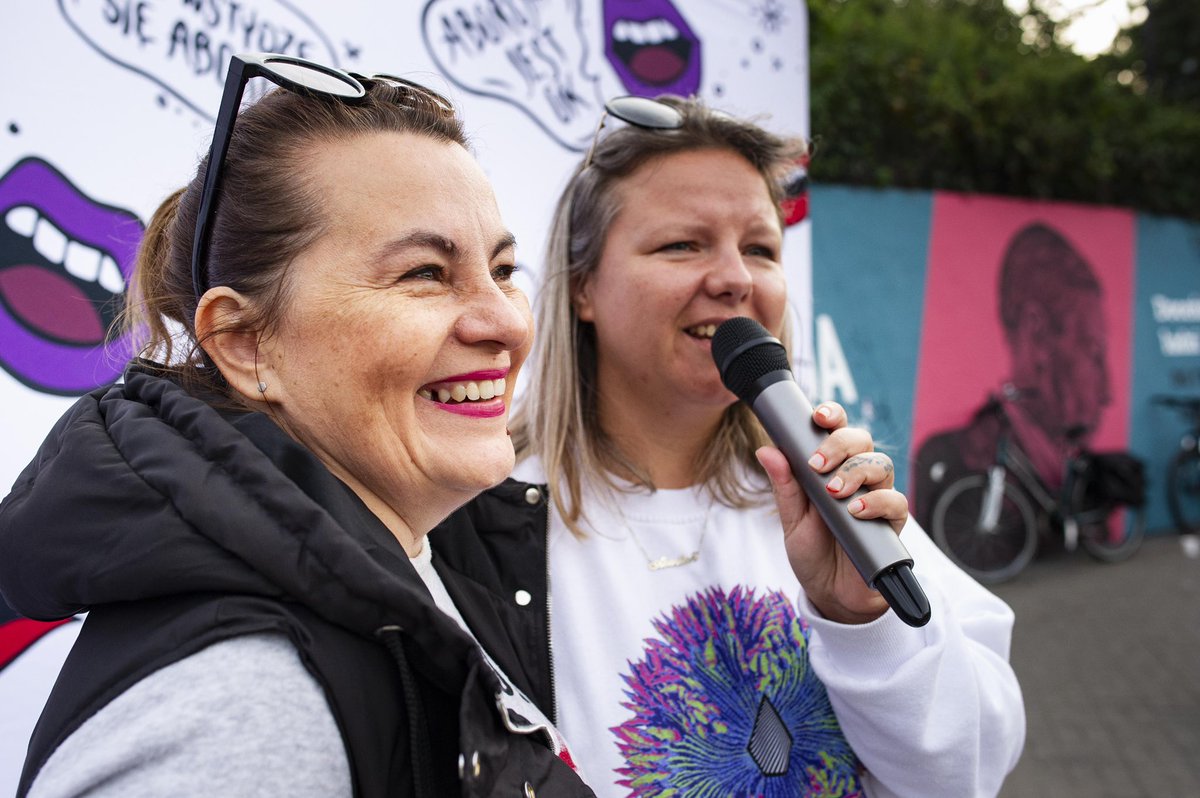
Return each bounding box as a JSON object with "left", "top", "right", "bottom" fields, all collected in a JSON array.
[{"left": 874, "top": 564, "right": 932, "bottom": 627}]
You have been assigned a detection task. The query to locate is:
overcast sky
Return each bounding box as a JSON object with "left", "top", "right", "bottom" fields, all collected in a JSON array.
[{"left": 1005, "top": 0, "right": 1145, "bottom": 56}]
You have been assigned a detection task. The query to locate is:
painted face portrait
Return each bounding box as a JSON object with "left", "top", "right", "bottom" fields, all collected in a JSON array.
[
  {"left": 1000, "top": 223, "right": 1109, "bottom": 444},
  {"left": 1036, "top": 294, "right": 1111, "bottom": 437}
]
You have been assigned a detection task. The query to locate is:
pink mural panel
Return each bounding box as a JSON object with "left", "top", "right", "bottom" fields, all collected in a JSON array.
[{"left": 911, "top": 192, "right": 1135, "bottom": 516}]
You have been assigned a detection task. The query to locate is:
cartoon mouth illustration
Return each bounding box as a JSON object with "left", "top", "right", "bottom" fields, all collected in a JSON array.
[
  {"left": 604, "top": 0, "right": 702, "bottom": 97},
  {"left": 780, "top": 159, "right": 809, "bottom": 228},
  {"left": 0, "top": 158, "right": 142, "bottom": 394}
]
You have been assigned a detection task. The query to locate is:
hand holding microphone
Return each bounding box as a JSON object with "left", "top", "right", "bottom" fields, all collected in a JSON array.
[{"left": 712, "top": 317, "right": 931, "bottom": 628}]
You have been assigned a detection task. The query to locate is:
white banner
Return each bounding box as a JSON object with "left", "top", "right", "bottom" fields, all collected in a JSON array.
[{"left": 0, "top": 1, "right": 809, "bottom": 788}]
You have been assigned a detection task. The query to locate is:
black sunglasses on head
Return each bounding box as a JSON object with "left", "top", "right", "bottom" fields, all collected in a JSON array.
[{"left": 190, "top": 53, "right": 454, "bottom": 299}]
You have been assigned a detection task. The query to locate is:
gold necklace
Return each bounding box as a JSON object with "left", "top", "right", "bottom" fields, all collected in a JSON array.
[{"left": 619, "top": 501, "right": 712, "bottom": 571}]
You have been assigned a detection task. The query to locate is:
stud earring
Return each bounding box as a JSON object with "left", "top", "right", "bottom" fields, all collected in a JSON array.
[{"left": 257, "top": 381, "right": 268, "bottom": 393}]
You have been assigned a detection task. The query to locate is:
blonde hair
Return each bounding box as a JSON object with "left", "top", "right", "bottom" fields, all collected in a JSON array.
[{"left": 511, "top": 95, "right": 808, "bottom": 537}]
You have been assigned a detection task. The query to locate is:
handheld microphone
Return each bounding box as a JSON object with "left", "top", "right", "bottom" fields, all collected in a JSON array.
[{"left": 712, "top": 317, "right": 931, "bottom": 628}]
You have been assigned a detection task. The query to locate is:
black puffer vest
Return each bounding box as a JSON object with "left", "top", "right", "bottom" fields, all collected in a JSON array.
[{"left": 0, "top": 366, "right": 589, "bottom": 798}]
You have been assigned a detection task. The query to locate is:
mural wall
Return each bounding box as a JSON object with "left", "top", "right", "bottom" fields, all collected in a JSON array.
[
  {"left": 0, "top": 2, "right": 812, "bottom": 790},
  {"left": 810, "top": 184, "right": 1200, "bottom": 538}
]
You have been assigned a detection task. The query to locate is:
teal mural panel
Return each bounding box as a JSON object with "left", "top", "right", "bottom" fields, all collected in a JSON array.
[
  {"left": 810, "top": 185, "right": 933, "bottom": 493},
  {"left": 1132, "top": 215, "right": 1200, "bottom": 533}
]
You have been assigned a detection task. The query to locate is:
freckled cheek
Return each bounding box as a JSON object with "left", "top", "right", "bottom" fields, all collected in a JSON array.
[
  {"left": 320, "top": 323, "right": 423, "bottom": 402},
  {"left": 371, "top": 346, "right": 428, "bottom": 396}
]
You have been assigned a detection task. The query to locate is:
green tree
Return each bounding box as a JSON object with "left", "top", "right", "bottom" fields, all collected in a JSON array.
[
  {"left": 1106, "top": 0, "right": 1200, "bottom": 107},
  {"left": 807, "top": 0, "right": 1200, "bottom": 219}
]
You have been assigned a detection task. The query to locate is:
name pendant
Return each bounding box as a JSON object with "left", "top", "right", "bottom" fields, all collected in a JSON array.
[{"left": 647, "top": 550, "right": 700, "bottom": 571}]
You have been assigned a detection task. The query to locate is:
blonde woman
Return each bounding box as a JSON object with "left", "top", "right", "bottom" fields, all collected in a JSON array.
[{"left": 502, "top": 96, "right": 1025, "bottom": 797}]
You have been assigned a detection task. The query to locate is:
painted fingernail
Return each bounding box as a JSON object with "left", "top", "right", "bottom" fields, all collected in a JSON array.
[
  {"left": 849, "top": 498, "right": 865, "bottom": 514},
  {"left": 808, "top": 452, "right": 826, "bottom": 470},
  {"left": 826, "top": 476, "right": 844, "bottom": 493}
]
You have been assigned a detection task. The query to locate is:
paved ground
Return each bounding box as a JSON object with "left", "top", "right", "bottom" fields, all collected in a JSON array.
[{"left": 989, "top": 531, "right": 1200, "bottom": 797}]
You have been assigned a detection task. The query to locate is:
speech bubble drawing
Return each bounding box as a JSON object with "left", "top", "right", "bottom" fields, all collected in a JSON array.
[
  {"left": 57, "top": 0, "right": 339, "bottom": 121},
  {"left": 421, "top": 0, "right": 605, "bottom": 152}
]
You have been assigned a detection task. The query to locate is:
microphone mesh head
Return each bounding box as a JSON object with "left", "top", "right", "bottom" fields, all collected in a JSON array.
[{"left": 711, "top": 317, "right": 791, "bottom": 402}]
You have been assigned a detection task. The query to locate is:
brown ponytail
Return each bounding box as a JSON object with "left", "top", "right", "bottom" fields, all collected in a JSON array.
[{"left": 120, "top": 188, "right": 187, "bottom": 368}]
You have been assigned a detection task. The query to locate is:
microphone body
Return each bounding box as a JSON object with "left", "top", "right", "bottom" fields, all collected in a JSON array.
[{"left": 713, "top": 318, "right": 931, "bottom": 627}]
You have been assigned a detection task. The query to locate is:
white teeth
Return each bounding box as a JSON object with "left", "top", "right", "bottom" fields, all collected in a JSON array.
[
  {"left": 64, "top": 240, "right": 102, "bottom": 281},
  {"left": 5, "top": 206, "right": 36, "bottom": 236},
  {"left": 424, "top": 378, "right": 507, "bottom": 405},
  {"left": 5, "top": 204, "right": 125, "bottom": 294},
  {"left": 33, "top": 217, "right": 67, "bottom": 265},
  {"left": 647, "top": 19, "right": 676, "bottom": 44},
  {"left": 613, "top": 18, "right": 679, "bottom": 44},
  {"left": 98, "top": 256, "right": 124, "bottom": 294}
]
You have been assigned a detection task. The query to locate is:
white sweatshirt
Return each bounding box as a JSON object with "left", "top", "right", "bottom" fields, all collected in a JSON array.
[{"left": 513, "top": 458, "right": 1025, "bottom": 798}]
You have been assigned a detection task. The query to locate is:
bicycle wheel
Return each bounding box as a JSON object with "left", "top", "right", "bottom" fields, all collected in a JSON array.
[
  {"left": 1076, "top": 504, "right": 1146, "bottom": 562},
  {"left": 1068, "top": 459, "right": 1146, "bottom": 562},
  {"left": 1167, "top": 447, "right": 1200, "bottom": 534},
  {"left": 931, "top": 474, "right": 1038, "bottom": 584}
]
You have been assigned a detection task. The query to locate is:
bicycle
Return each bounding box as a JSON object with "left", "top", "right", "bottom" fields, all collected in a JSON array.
[
  {"left": 928, "top": 388, "right": 1147, "bottom": 583},
  {"left": 1152, "top": 395, "right": 1200, "bottom": 534}
]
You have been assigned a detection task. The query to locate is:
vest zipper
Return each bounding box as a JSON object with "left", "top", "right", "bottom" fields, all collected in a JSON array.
[{"left": 542, "top": 492, "right": 558, "bottom": 725}]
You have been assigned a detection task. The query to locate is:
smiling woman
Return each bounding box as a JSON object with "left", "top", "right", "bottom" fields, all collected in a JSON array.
[
  {"left": 0, "top": 54, "right": 592, "bottom": 798},
  {"left": 208, "top": 131, "right": 532, "bottom": 549}
]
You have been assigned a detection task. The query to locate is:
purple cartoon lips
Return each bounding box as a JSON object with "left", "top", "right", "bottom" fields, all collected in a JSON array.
[
  {"left": 604, "top": 0, "right": 701, "bottom": 97},
  {"left": 0, "top": 157, "right": 141, "bottom": 395}
]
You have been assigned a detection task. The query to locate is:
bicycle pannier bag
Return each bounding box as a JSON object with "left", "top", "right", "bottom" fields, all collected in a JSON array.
[{"left": 1084, "top": 452, "right": 1147, "bottom": 507}]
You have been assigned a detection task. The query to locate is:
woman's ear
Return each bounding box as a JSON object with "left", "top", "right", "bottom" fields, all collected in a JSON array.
[
  {"left": 572, "top": 277, "right": 595, "bottom": 322},
  {"left": 194, "top": 287, "right": 267, "bottom": 404}
]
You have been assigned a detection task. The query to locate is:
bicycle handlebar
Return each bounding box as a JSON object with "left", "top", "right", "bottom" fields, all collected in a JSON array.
[
  {"left": 1153, "top": 395, "right": 1200, "bottom": 431},
  {"left": 982, "top": 388, "right": 1095, "bottom": 443},
  {"left": 1152, "top": 394, "right": 1200, "bottom": 410}
]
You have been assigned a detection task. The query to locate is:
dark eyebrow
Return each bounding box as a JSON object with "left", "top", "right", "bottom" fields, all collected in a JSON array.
[
  {"left": 373, "top": 230, "right": 517, "bottom": 263},
  {"left": 493, "top": 232, "right": 517, "bottom": 259},
  {"left": 374, "top": 231, "right": 456, "bottom": 262}
]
